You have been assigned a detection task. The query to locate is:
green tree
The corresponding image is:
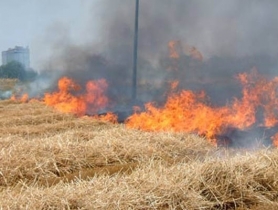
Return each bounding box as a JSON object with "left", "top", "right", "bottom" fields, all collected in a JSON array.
[{"left": 0, "top": 61, "right": 26, "bottom": 80}]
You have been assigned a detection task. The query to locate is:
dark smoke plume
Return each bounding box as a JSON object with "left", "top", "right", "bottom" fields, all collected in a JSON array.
[
  {"left": 16, "top": 0, "right": 278, "bottom": 148},
  {"left": 34, "top": 0, "right": 278, "bottom": 106}
]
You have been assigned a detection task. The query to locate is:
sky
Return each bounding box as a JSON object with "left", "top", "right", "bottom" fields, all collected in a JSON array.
[
  {"left": 0, "top": 0, "right": 98, "bottom": 68},
  {"left": 1, "top": 0, "right": 278, "bottom": 107},
  {"left": 1, "top": 1, "right": 278, "bottom": 72}
]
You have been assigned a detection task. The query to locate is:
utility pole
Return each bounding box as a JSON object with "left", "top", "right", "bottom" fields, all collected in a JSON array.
[{"left": 132, "top": 0, "right": 139, "bottom": 101}]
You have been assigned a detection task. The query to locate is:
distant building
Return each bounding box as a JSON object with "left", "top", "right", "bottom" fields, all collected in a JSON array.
[{"left": 2, "top": 46, "right": 30, "bottom": 69}]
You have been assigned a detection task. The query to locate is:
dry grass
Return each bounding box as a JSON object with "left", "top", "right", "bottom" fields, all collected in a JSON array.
[
  {"left": 0, "top": 100, "right": 278, "bottom": 209},
  {"left": 0, "top": 79, "right": 18, "bottom": 99},
  {"left": 0, "top": 78, "right": 18, "bottom": 91}
]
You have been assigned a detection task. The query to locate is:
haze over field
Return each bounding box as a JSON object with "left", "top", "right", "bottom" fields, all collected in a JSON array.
[
  {"left": 1, "top": 1, "right": 278, "bottom": 69},
  {"left": 1, "top": 1, "right": 277, "bottom": 101},
  {"left": 2, "top": 1, "right": 278, "bottom": 148},
  {"left": 1, "top": 2, "right": 278, "bottom": 208}
]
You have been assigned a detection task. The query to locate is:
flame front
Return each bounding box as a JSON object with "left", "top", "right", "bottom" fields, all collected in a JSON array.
[
  {"left": 8, "top": 42, "right": 278, "bottom": 147},
  {"left": 44, "top": 77, "right": 86, "bottom": 115},
  {"left": 126, "top": 68, "right": 278, "bottom": 146},
  {"left": 85, "top": 79, "right": 109, "bottom": 113},
  {"left": 43, "top": 77, "right": 109, "bottom": 116},
  {"left": 126, "top": 89, "right": 225, "bottom": 145}
]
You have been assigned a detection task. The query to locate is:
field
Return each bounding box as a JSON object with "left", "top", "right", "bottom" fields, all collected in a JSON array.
[
  {"left": 0, "top": 79, "right": 18, "bottom": 99},
  {"left": 0, "top": 100, "right": 278, "bottom": 209}
]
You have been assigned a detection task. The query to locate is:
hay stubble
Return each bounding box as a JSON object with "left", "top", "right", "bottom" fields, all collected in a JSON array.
[{"left": 0, "top": 100, "right": 278, "bottom": 209}]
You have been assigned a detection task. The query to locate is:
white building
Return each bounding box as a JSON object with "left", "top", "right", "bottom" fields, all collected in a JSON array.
[{"left": 2, "top": 46, "right": 30, "bottom": 69}]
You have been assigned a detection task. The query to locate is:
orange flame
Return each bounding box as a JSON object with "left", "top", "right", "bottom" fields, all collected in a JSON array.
[
  {"left": 85, "top": 79, "right": 109, "bottom": 113},
  {"left": 10, "top": 93, "right": 29, "bottom": 103},
  {"left": 44, "top": 77, "right": 86, "bottom": 116},
  {"left": 93, "top": 112, "right": 118, "bottom": 123},
  {"left": 20, "top": 94, "right": 29, "bottom": 103},
  {"left": 271, "top": 133, "right": 278, "bottom": 147},
  {"left": 43, "top": 77, "right": 110, "bottom": 116},
  {"left": 10, "top": 77, "right": 116, "bottom": 123},
  {"left": 167, "top": 40, "right": 181, "bottom": 71},
  {"left": 168, "top": 40, "right": 181, "bottom": 59},
  {"left": 9, "top": 64, "right": 278, "bottom": 146},
  {"left": 126, "top": 90, "right": 224, "bottom": 145},
  {"left": 126, "top": 68, "right": 278, "bottom": 146}
]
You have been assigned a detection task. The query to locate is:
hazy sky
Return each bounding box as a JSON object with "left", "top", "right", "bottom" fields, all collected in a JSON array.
[
  {"left": 0, "top": 0, "right": 98, "bottom": 68},
  {"left": 1, "top": 0, "right": 278, "bottom": 105},
  {"left": 1, "top": 1, "right": 278, "bottom": 71}
]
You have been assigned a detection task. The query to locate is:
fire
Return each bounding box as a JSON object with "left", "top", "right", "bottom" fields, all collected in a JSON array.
[
  {"left": 85, "top": 79, "right": 109, "bottom": 113},
  {"left": 11, "top": 77, "right": 116, "bottom": 123},
  {"left": 11, "top": 93, "right": 29, "bottom": 103},
  {"left": 168, "top": 40, "right": 180, "bottom": 59},
  {"left": 167, "top": 41, "right": 203, "bottom": 72},
  {"left": 126, "top": 89, "right": 224, "bottom": 145},
  {"left": 43, "top": 77, "right": 109, "bottom": 116},
  {"left": 168, "top": 41, "right": 203, "bottom": 61},
  {"left": 235, "top": 68, "right": 278, "bottom": 128},
  {"left": 271, "top": 133, "right": 278, "bottom": 147},
  {"left": 7, "top": 42, "right": 278, "bottom": 147},
  {"left": 167, "top": 40, "right": 181, "bottom": 72},
  {"left": 93, "top": 112, "right": 118, "bottom": 123},
  {"left": 126, "top": 68, "right": 278, "bottom": 146},
  {"left": 44, "top": 77, "right": 87, "bottom": 116}
]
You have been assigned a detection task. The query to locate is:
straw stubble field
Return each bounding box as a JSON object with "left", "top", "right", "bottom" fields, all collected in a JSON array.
[{"left": 0, "top": 100, "right": 278, "bottom": 209}]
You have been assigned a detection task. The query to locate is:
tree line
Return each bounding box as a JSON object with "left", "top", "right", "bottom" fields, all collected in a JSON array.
[{"left": 0, "top": 61, "right": 37, "bottom": 81}]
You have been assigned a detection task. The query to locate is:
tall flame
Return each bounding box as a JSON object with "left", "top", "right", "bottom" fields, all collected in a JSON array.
[
  {"left": 9, "top": 67, "right": 278, "bottom": 146},
  {"left": 168, "top": 40, "right": 180, "bottom": 59},
  {"left": 10, "top": 77, "right": 116, "bottom": 122},
  {"left": 43, "top": 77, "right": 109, "bottom": 116},
  {"left": 44, "top": 77, "right": 86, "bottom": 115},
  {"left": 126, "top": 68, "right": 278, "bottom": 146},
  {"left": 85, "top": 79, "right": 109, "bottom": 113}
]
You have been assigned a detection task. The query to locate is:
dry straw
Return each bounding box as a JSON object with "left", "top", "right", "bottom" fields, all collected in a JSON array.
[
  {"left": 0, "top": 100, "right": 278, "bottom": 209},
  {"left": 0, "top": 78, "right": 18, "bottom": 91}
]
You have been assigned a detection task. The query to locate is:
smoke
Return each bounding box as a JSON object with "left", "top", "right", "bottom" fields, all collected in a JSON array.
[
  {"left": 5, "top": 0, "right": 276, "bottom": 148},
  {"left": 29, "top": 0, "right": 278, "bottom": 106},
  {"left": 96, "top": 0, "right": 278, "bottom": 57},
  {"left": 0, "top": 90, "right": 13, "bottom": 99}
]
